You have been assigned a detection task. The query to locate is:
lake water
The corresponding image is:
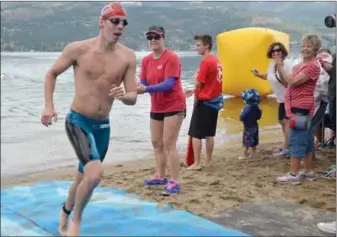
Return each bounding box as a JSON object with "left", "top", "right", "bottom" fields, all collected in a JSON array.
[{"left": 1, "top": 51, "right": 281, "bottom": 178}]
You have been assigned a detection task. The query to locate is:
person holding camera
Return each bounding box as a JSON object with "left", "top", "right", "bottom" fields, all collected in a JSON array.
[
  {"left": 310, "top": 49, "right": 332, "bottom": 147},
  {"left": 323, "top": 14, "right": 336, "bottom": 137},
  {"left": 276, "top": 34, "right": 321, "bottom": 184},
  {"left": 316, "top": 14, "right": 336, "bottom": 235}
]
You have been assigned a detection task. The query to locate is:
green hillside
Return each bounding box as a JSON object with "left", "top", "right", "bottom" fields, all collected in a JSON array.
[{"left": 1, "top": 2, "right": 335, "bottom": 52}]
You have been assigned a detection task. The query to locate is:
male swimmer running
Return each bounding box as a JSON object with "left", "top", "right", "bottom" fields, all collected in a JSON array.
[{"left": 40, "top": 3, "right": 137, "bottom": 236}]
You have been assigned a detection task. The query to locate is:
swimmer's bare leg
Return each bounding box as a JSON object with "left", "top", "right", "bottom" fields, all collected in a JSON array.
[
  {"left": 58, "top": 172, "right": 83, "bottom": 236},
  {"left": 66, "top": 161, "right": 103, "bottom": 236}
]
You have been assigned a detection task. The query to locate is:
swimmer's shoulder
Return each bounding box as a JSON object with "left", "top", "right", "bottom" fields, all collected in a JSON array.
[
  {"left": 117, "top": 43, "right": 137, "bottom": 64},
  {"left": 117, "top": 43, "right": 136, "bottom": 57},
  {"left": 63, "top": 38, "right": 94, "bottom": 59}
]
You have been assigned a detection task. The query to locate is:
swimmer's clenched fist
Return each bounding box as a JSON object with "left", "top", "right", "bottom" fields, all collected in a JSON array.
[
  {"left": 41, "top": 107, "right": 57, "bottom": 127},
  {"left": 109, "top": 84, "right": 125, "bottom": 99}
]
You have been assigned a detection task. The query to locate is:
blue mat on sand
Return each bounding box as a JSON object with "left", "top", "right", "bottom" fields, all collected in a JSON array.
[{"left": 1, "top": 181, "right": 250, "bottom": 236}]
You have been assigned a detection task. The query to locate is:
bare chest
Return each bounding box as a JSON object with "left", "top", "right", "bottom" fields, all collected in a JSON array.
[{"left": 76, "top": 52, "right": 128, "bottom": 86}]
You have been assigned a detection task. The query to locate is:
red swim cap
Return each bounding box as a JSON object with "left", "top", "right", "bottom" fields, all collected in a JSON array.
[{"left": 101, "top": 2, "right": 127, "bottom": 19}]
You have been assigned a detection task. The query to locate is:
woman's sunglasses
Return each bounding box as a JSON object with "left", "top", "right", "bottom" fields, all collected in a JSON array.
[
  {"left": 108, "top": 18, "right": 128, "bottom": 27},
  {"left": 271, "top": 48, "right": 282, "bottom": 53},
  {"left": 146, "top": 34, "right": 161, "bottom": 41}
]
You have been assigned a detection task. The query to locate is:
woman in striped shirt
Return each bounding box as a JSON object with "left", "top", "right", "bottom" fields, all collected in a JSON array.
[{"left": 275, "top": 34, "right": 321, "bottom": 184}]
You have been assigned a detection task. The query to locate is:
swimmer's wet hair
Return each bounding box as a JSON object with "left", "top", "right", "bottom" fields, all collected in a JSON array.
[
  {"left": 302, "top": 34, "right": 322, "bottom": 53},
  {"left": 194, "top": 34, "right": 213, "bottom": 50},
  {"left": 267, "top": 42, "right": 288, "bottom": 59}
]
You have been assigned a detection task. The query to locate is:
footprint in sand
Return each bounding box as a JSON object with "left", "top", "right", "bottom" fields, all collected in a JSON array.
[
  {"left": 298, "top": 198, "right": 326, "bottom": 209},
  {"left": 188, "top": 199, "right": 201, "bottom": 204},
  {"left": 219, "top": 196, "right": 244, "bottom": 203},
  {"left": 307, "top": 200, "right": 326, "bottom": 209},
  {"left": 209, "top": 180, "right": 220, "bottom": 186}
]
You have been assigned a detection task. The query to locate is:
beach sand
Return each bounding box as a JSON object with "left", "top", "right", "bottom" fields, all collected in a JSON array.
[{"left": 2, "top": 138, "right": 336, "bottom": 218}]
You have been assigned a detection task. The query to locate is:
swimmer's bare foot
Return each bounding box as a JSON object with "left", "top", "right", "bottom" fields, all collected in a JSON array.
[
  {"left": 66, "top": 218, "right": 81, "bottom": 237},
  {"left": 58, "top": 209, "right": 69, "bottom": 236}
]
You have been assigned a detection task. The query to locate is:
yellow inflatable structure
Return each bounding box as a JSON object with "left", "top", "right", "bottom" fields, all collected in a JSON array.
[{"left": 216, "top": 27, "right": 290, "bottom": 97}]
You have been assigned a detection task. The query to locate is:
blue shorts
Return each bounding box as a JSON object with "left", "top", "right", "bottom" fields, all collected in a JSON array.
[
  {"left": 288, "top": 127, "right": 314, "bottom": 158},
  {"left": 65, "top": 110, "right": 110, "bottom": 173},
  {"left": 243, "top": 126, "right": 259, "bottom": 148}
]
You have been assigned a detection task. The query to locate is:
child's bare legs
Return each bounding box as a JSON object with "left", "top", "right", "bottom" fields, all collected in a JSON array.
[
  {"left": 250, "top": 146, "right": 257, "bottom": 158},
  {"left": 244, "top": 147, "right": 249, "bottom": 157},
  {"left": 238, "top": 147, "right": 249, "bottom": 160}
]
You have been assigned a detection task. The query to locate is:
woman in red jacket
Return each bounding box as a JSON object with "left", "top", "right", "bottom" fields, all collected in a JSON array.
[{"left": 137, "top": 26, "right": 186, "bottom": 195}]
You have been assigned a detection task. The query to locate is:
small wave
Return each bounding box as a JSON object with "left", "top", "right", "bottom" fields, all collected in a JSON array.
[{"left": 1, "top": 73, "right": 15, "bottom": 81}]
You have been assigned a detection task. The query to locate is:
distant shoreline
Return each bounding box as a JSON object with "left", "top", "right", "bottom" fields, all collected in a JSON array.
[{"left": 0, "top": 51, "right": 302, "bottom": 60}]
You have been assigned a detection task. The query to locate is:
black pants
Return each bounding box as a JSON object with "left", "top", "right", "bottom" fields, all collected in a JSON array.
[
  {"left": 311, "top": 101, "right": 328, "bottom": 133},
  {"left": 188, "top": 101, "right": 219, "bottom": 139},
  {"left": 278, "top": 103, "right": 289, "bottom": 121}
]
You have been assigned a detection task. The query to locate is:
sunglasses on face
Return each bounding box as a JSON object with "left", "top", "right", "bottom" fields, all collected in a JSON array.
[
  {"left": 146, "top": 34, "right": 161, "bottom": 41},
  {"left": 271, "top": 48, "right": 282, "bottom": 53},
  {"left": 108, "top": 18, "right": 128, "bottom": 27}
]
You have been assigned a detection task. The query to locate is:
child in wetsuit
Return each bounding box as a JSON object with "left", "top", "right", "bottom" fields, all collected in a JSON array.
[{"left": 238, "top": 89, "right": 262, "bottom": 160}]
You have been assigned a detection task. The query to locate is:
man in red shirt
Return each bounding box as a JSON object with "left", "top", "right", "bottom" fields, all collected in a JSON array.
[
  {"left": 185, "top": 34, "right": 224, "bottom": 170},
  {"left": 137, "top": 26, "right": 186, "bottom": 195}
]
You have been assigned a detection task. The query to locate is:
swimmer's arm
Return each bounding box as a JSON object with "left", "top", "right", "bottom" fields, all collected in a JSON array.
[
  {"left": 44, "top": 42, "right": 80, "bottom": 107},
  {"left": 145, "top": 77, "right": 176, "bottom": 93},
  {"left": 121, "top": 51, "right": 138, "bottom": 105}
]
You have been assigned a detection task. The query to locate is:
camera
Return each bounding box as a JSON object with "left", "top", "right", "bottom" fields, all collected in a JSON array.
[{"left": 325, "top": 14, "right": 336, "bottom": 28}]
